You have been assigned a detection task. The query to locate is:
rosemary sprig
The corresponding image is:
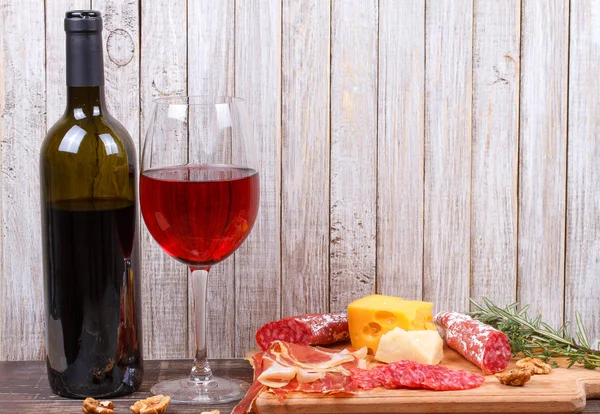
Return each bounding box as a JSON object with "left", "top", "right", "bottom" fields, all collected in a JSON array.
[{"left": 469, "top": 297, "right": 600, "bottom": 370}]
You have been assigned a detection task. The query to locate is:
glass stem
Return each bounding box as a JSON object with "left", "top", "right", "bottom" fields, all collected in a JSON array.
[{"left": 189, "top": 267, "right": 212, "bottom": 383}]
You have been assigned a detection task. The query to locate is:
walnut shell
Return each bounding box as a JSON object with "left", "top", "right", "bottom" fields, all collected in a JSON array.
[
  {"left": 495, "top": 368, "right": 532, "bottom": 386},
  {"left": 82, "top": 397, "right": 115, "bottom": 414},
  {"left": 130, "top": 395, "right": 171, "bottom": 414},
  {"left": 516, "top": 357, "right": 552, "bottom": 375}
]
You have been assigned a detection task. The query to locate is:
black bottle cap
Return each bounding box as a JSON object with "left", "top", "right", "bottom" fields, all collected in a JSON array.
[
  {"left": 64, "top": 10, "right": 105, "bottom": 86},
  {"left": 64, "top": 10, "right": 102, "bottom": 33}
]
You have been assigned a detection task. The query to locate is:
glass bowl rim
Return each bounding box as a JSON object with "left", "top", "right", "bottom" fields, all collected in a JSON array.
[{"left": 151, "top": 95, "right": 245, "bottom": 106}]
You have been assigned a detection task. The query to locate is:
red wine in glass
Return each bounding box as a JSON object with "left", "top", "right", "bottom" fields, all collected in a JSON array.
[
  {"left": 140, "top": 96, "right": 258, "bottom": 403},
  {"left": 140, "top": 165, "right": 260, "bottom": 268}
]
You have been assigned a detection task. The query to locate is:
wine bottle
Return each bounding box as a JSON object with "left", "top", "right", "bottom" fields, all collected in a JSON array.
[{"left": 40, "top": 10, "right": 143, "bottom": 398}]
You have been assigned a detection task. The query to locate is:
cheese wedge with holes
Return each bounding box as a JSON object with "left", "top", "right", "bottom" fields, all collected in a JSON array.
[
  {"left": 347, "top": 294, "right": 435, "bottom": 353},
  {"left": 374, "top": 327, "right": 443, "bottom": 365}
]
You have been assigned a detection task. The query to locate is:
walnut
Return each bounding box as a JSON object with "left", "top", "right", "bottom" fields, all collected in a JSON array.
[
  {"left": 495, "top": 368, "right": 532, "bottom": 386},
  {"left": 130, "top": 395, "right": 171, "bottom": 414},
  {"left": 82, "top": 397, "right": 115, "bottom": 414},
  {"left": 516, "top": 357, "right": 552, "bottom": 375}
]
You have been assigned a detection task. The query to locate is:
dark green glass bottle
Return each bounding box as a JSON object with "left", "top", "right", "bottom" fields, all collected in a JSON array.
[{"left": 40, "top": 10, "right": 143, "bottom": 398}]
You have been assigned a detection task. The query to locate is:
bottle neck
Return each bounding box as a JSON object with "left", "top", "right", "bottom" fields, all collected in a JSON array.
[
  {"left": 66, "top": 31, "right": 104, "bottom": 87},
  {"left": 65, "top": 29, "right": 106, "bottom": 117},
  {"left": 66, "top": 86, "right": 107, "bottom": 117}
]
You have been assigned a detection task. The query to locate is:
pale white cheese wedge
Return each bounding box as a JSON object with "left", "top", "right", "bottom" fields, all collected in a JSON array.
[{"left": 374, "top": 327, "right": 444, "bottom": 365}]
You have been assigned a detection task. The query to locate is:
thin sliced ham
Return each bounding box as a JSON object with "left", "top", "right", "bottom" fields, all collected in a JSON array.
[
  {"left": 257, "top": 361, "right": 297, "bottom": 388},
  {"left": 256, "top": 341, "right": 367, "bottom": 386},
  {"left": 232, "top": 341, "right": 368, "bottom": 413},
  {"left": 270, "top": 374, "right": 358, "bottom": 402},
  {"left": 231, "top": 379, "right": 264, "bottom": 414},
  {"left": 266, "top": 341, "right": 365, "bottom": 374}
]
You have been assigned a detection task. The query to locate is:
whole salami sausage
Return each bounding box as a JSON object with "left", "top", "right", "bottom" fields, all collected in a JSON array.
[
  {"left": 255, "top": 313, "right": 350, "bottom": 351},
  {"left": 434, "top": 311, "right": 511, "bottom": 374}
]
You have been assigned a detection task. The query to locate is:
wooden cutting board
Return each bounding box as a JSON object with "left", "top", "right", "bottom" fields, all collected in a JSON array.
[{"left": 253, "top": 347, "right": 600, "bottom": 413}]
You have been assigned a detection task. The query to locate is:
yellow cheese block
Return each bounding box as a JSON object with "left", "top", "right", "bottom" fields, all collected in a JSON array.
[{"left": 347, "top": 294, "right": 435, "bottom": 353}]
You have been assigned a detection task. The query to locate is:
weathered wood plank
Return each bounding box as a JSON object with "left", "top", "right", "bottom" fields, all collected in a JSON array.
[
  {"left": 234, "top": 0, "right": 282, "bottom": 356},
  {"left": 423, "top": 0, "right": 473, "bottom": 312},
  {"left": 93, "top": 0, "right": 139, "bottom": 153},
  {"left": 186, "top": 0, "right": 235, "bottom": 359},
  {"left": 45, "top": 0, "right": 91, "bottom": 126},
  {"left": 0, "top": 360, "right": 253, "bottom": 413},
  {"left": 140, "top": 0, "right": 188, "bottom": 359},
  {"left": 376, "top": 0, "right": 425, "bottom": 300},
  {"left": 281, "top": 0, "right": 331, "bottom": 316},
  {"left": 0, "top": 0, "right": 46, "bottom": 361},
  {"left": 565, "top": 0, "right": 600, "bottom": 349},
  {"left": 470, "top": 0, "right": 520, "bottom": 307},
  {"left": 517, "top": 0, "right": 568, "bottom": 327},
  {"left": 329, "top": 0, "right": 378, "bottom": 311}
]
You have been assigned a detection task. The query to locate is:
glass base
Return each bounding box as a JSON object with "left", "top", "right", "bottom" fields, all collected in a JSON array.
[{"left": 150, "top": 376, "right": 249, "bottom": 403}]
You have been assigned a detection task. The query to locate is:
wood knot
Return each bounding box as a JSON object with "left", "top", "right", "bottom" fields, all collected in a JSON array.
[
  {"left": 151, "top": 67, "right": 186, "bottom": 96},
  {"left": 106, "top": 28, "right": 134, "bottom": 67}
]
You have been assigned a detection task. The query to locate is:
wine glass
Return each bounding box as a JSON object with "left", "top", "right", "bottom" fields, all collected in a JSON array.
[{"left": 139, "top": 96, "right": 259, "bottom": 402}]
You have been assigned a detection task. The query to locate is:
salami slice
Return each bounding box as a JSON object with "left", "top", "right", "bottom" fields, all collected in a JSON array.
[
  {"left": 255, "top": 313, "right": 349, "bottom": 351},
  {"left": 350, "top": 360, "right": 485, "bottom": 391},
  {"left": 434, "top": 311, "right": 511, "bottom": 374}
]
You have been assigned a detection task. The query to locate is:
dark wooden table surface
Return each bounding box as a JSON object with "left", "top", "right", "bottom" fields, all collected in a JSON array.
[{"left": 1, "top": 360, "right": 599, "bottom": 413}]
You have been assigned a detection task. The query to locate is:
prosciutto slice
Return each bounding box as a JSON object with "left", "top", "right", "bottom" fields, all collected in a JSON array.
[
  {"left": 253, "top": 341, "right": 367, "bottom": 387},
  {"left": 231, "top": 341, "right": 368, "bottom": 413},
  {"left": 270, "top": 374, "right": 358, "bottom": 402},
  {"left": 232, "top": 380, "right": 265, "bottom": 414},
  {"left": 264, "top": 341, "right": 367, "bottom": 373}
]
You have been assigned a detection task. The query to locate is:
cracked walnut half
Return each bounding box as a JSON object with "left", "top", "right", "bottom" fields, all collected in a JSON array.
[
  {"left": 129, "top": 395, "right": 171, "bottom": 414},
  {"left": 516, "top": 357, "right": 552, "bottom": 375},
  {"left": 82, "top": 398, "right": 115, "bottom": 414},
  {"left": 495, "top": 368, "right": 532, "bottom": 386}
]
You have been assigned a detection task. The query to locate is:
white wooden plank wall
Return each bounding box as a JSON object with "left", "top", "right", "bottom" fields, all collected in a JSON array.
[
  {"left": 281, "top": 0, "right": 331, "bottom": 317},
  {"left": 518, "top": 0, "right": 569, "bottom": 328},
  {"left": 0, "top": 0, "right": 46, "bottom": 361},
  {"left": 423, "top": 0, "right": 472, "bottom": 313},
  {"left": 329, "top": 0, "right": 378, "bottom": 311},
  {"left": 470, "top": 0, "right": 520, "bottom": 307},
  {"left": 234, "top": 0, "right": 282, "bottom": 357},
  {"left": 139, "top": 0, "right": 188, "bottom": 359},
  {"left": 376, "top": 0, "right": 424, "bottom": 301},
  {"left": 566, "top": 0, "right": 600, "bottom": 350},
  {"left": 1, "top": 0, "right": 599, "bottom": 361}
]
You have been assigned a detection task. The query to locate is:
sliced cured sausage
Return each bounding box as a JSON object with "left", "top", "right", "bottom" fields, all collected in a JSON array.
[
  {"left": 255, "top": 313, "right": 350, "bottom": 351},
  {"left": 350, "top": 360, "right": 485, "bottom": 391},
  {"left": 434, "top": 311, "right": 511, "bottom": 374}
]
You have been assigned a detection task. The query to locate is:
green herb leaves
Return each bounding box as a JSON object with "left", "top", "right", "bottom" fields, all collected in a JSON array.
[{"left": 469, "top": 297, "right": 600, "bottom": 370}]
